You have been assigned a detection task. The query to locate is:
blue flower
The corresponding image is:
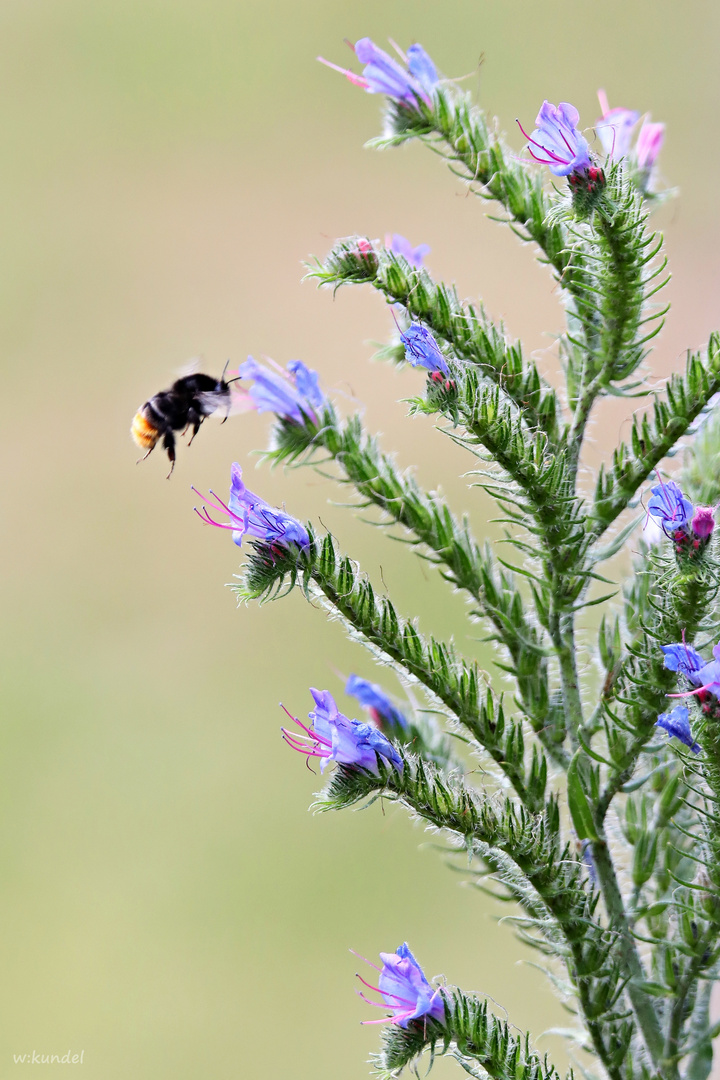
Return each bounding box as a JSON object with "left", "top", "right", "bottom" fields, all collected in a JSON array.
[
  {"left": 282, "top": 689, "right": 403, "bottom": 775},
  {"left": 647, "top": 479, "right": 693, "bottom": 537},
  {"left": 388, "top": 233, "right": 430, "bottom": 268},
  {"left": 238, "top": 357, "right": 324, "bottom": 424},
  {"left": 193, "top": 463, "right": 310, "bottom": 550},
  {"left": 661, "top": 642, "right": 705, "bottom": 681},
  {"left": 318, "top": 39, "right": 437, "bottom": 106},
  {"left": 405, "top": 44, "right": 438, "bottom": 94},
  {"left": 656, "top": 706, "right": 700, "bottom": 753},
  {"left": 400, "top": 323, "right": 449, "bottom": 374},
  {"left": 357, "top": 943, "right": 445, "bottom": 1028},
  {"left": 346, "top": 674, "right": 409, "bottom": 732},
  {"left": 519, "top": 101, "right": 592, "bottom": 177},
  {"left": 662, "top": 641, "right": 720, "bottom": 701}
]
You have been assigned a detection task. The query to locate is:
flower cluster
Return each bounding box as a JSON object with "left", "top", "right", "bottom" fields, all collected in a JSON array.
[
  {"left": 282, "top": 689, "right": 403, "bottom": 775},
  {"left": 356, "top": 943, "right": 445, "bottom": 1028},
  {"left": 596, "top": 90, "right": 665, "bottom": 179},
  {"left": 346, "top": 674, "right": 409, "bottom": 733},
  {"left": 237, "top": 357, "right": 325, "bottom": 424},
  {"left": 193, "top": 463, "right": 310, "bottom": 551},
  {"left": 318, "top": 38, "right": 438, "bottom": 107},
  {"left": 646, "top": 477, "right": 715, "bottom": 554}
]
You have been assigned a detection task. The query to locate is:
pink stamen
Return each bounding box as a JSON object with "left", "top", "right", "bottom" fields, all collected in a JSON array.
[
  {"left": 285, "top": 711, "right": 331, "bottom": 747},
  {"left": 668, "top": 683, "right": 717, "bottom": 699},
  {"left": 355, "top": 974, "right": 416, "bottom": 1007},
  {"left": 356, "top": 991, "right": 387, "bottom": 1009},
  {"left": 516, "top": 119, "right": 569, "bottom": 165},
  {"left": 194, "top": 507, "right": 236, "bottom": 531},
  {"left": 527, "top": 147, "right": 558, "bottom": 167},
  {"left": 281, "top": 734, "right": 327, "bottom": 758},
  {"left": 349, "top": 948, "right": 381, "bottom": 971},
  {"left": 317, "top": 55, "right": 368, "bottom": 88},
  {"left": 207, "top": 488, "right": 235, "bottom": 517},
  {"left": 557, "top": 125, "right": 576, "bottom": 158}
]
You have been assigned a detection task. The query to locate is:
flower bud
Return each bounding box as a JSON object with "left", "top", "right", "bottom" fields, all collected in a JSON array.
[{"left": 691, "top": 505, "right": 715, "bottom": 540}]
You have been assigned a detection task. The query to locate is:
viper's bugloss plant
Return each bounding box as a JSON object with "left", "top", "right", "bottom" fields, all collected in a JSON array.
[{"left": 148, "top": 30, "right": 720, "bottom": 1080}]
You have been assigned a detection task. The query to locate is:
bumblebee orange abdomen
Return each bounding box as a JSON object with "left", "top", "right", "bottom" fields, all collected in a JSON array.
[{"left": 131, "top": 409, "right": 159, "bottom": 451}]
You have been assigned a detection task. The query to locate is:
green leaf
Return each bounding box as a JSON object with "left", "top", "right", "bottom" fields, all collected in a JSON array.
[{"left": 567, "top": 751, "right": 599, "bottom": 841}]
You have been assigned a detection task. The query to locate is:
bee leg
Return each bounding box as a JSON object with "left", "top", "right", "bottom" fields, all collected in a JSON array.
[
  {"left": 163, "top": 431, "right": 176, "bottom": 478},
  {"left": 186, "top": 415, "right": 203, "bottom": 446},
  {"left": 136, "top": 445, "right": 155, "bottom": 464}
]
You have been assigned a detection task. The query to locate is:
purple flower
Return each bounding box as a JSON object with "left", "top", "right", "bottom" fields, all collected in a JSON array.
[
  {"left": 400, "top": 323, "right": 449, "bottom": 374},
  {"left": 647, "top": 479, "right": 694, "bottom": 537},
  {"left": 237, "top": 357, "right": 324, "bottom": 424},
  {"left": 661, "top": 642, "right": 705, "bottom": 681},
  {"left": 636, "top": 121, "right": 665, "bottom": 171},
  {"left": 387, "top": 233, "right": 430, "bottom": 268},
  {"left": 695, "top": 647, "right": 720, "bottom": 698},
  {"left": 357, "top": 943, "right": 445, "bottom": 1028},
  {"left": 282, "top": 689, "right": 403, "bottom": 775},
  {"left": 663, "top": 640, "right": 720, "bottom": 701},
  {"left": 518, "top": 101, "right": 592, "bottom": 177},
  {"left": 193, "top": 463, "right": 310, "bottom": 550},
  {"left": 595, "top": 91, "right": 665, "bottom": 177},
  {"left": 318, "top": 39, "right": 437, "bottom": 106},
  {"left": 596, "top": 90, "right": 639, "bottom": 159},
  {"left": 346, "top": 674, "right": 409, "bottom": 732},
  {"left": 656, "top": 706, "right": 700, "bottom": 753},
  {"left": 691, "top": 506, "right": 716, "bottom": 540}
]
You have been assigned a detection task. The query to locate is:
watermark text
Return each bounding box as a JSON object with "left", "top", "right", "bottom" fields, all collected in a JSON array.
[{"left": 13, "top": 1052, "right": 84, "bottom": 1065}]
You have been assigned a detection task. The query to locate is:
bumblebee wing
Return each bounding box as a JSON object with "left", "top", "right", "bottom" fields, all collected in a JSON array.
[
  {"left": 197, "top": 388, "right": 255, "bottom": 418},
  {"left": 175, "top": 356, "right": 202, "bottom": 378}
]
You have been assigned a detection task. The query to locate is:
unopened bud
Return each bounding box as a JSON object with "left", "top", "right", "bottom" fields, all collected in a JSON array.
[{"left": 691, "top": 505, "right": 715, "bottom": 540}]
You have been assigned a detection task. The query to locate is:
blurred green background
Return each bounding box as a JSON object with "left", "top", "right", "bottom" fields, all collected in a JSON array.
[{"left": 2, "top": 1, "right": 720, "bottom": 1076}]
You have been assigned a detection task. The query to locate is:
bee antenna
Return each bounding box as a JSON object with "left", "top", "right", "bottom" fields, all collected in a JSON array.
[
  {"left": 221, "top": 358, "right": 232, "bottom": 381},
  {"left": 225, "top": 376, "right": 242, "bottom": 385}
]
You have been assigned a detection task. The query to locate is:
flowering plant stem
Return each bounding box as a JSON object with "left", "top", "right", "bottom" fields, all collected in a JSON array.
[{"left": 188, "top": 38, "right": 720, "bottom": 1080}]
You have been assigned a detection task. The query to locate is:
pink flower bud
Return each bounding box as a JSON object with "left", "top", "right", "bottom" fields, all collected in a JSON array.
[
  {"left": 691, "top": 506, "right": 715, "bottom": 540},
  {"left": 636, "top": 121, "right": 665, "bottom": 170}
]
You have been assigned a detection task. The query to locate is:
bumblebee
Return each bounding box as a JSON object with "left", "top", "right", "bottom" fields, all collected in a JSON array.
[{"left": 131, "top": 367, "right": 238, "bottom": 477}]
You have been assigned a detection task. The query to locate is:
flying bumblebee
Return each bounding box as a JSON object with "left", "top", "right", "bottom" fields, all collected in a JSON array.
[{"left": 131, "top": 365, "right": 241, "bottom": 477}]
